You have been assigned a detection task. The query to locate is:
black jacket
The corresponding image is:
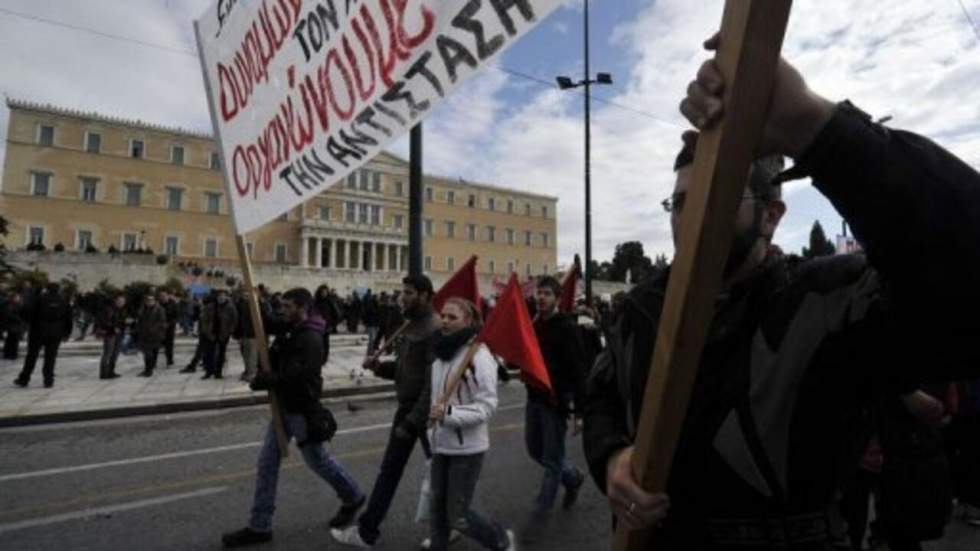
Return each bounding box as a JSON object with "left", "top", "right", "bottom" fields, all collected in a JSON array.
[
  {"left": 27, "top": 291, "right": 73, "bottom": 341},
  {"left": 254, "top": 315, "right": 328, "bottom": 414},
  {"left": 162, "top": 300, "right": 179, "bottom": 327},
  {"left": 95, "top": 305, "right": 129, "bottom": 337},
  {"left": 532, "top": 312, "right": 588, "bottom": 413},
  {"left": 582, "top": 103, "right": 980, "bottom": 549},
  {"left": 375, "top": 306, "right": 440, "bottom": 433}
]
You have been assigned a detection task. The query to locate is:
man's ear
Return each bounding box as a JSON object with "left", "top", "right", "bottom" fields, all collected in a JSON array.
[{"left": 762, "top": 200, "right": 786, "bottom": 239}]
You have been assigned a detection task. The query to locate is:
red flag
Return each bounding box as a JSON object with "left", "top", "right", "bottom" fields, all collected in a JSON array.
[
  {"left": 558, "top": 254, "right": 582, "bottom": 313},
  {"left": 432, "top": 255, "right": 480, "bottom": 314},
  {"left": 479, "top": 274, "right": 552, "bottom": 395}
]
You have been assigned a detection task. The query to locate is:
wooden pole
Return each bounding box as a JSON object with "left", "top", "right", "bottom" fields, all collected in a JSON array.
[
  {"left": 236, "top": 236, "right": 290, "bottom": 458},
  {"left": 366, "top": 319, "right": 411, "bottom": 363},
  {"left": 436, "top": 337, "right": 481, "bottom": 407},
  {"left": 193, "top": 21, "right": 289, "bottom": 458},
  {"left": 613, "top": 2, "right": 792, "bottom": 550}
]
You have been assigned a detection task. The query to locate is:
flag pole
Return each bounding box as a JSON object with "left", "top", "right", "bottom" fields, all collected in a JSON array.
[
  {"left": 435, "top": 336, "right": 481, "bottom": 408},
  {"left": 194, "top": 21, "right": 289, "bottom": 457}
]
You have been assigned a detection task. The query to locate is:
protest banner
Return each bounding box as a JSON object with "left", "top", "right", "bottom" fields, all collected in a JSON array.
[
  {"left": 195, "top": 0, "right": 569, "bottom": 234},
  {"left": 194, "top": 0, "right": 569, "bottom": 457}
]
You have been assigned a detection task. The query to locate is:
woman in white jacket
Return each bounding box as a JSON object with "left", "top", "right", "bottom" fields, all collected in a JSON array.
[{"left": 426, "top": 298, "right": 515, "bottom": 551}]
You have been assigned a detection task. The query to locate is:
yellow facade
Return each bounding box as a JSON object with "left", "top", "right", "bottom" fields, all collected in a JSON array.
[{"left": 0, "top": 100, "right": 557, "bottom": 279}]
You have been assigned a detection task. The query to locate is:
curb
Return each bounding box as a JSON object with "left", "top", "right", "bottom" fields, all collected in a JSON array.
[{"left": 0, "top": 382, "right": 395, "bottom": 429}]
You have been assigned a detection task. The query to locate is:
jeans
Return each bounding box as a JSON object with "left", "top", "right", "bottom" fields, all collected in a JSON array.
[
  {"left": 249, "top": 414, "right": 364, "bottom": 533},
  {"left": 366, "top": 325, "right": 380, "bottom": 353},
  {"left": 430, "top": 453, "right": 508, "bottom": 551},
  {"left": 525, "top": 399, "right": 581, "bottom": 512},
  {"left": 100, "top": 335, "right": 122, "bottom": 377},
  {"left": 18, "top": 335, "right": 60, "bottom": 384},
  {"left": 203, "top": 337, "right": 229, "bottom": 376},
  {"left": 240, "top": 338, "right": 258, "bottom": 379},
  {"left": 163, "top": 324, "right": 176, "bottom": 365},
  {"left": 358, "top": 405, "right": 431, "bottom": 544}
]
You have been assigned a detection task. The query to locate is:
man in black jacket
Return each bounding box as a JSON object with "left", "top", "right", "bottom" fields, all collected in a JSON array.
[
  {"left": 583, "top": 34, "right": 980, "bottom": 550},
  {"left": 222, "top": 288, "right": 365, "bottom": 548},
  {"left": 520, "top": 275, "right": 588, "bottom": 543},
  {"left": 15, "top": 283, "right": 73, "bottom": 388},
  {"left": 332, "top": 275, "right": 440, "bottom": 549},
  {"left": 96, "top": 293, "right": 129, "bottom": 379},
  {"left": 158, "top": 290, "right": 179, "bottom": 368}
]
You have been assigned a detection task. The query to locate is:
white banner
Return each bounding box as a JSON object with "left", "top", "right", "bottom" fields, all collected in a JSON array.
[{"left": 195, "top": 0, "right": 567, "bottom": 234}]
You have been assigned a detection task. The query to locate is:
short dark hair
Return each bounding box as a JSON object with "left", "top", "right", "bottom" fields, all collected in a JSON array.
[
  {"left": 536, "top": 275, "right": 561, "bottom": 296},
  {"left": 402, "top": 275, "right": 434, "bottom": 297},
  {"left": 674, "top": 133, "right": 784, "bottom": 202},
  {"left": 282, "top": 287, "right": 313, "bottom": 311}
]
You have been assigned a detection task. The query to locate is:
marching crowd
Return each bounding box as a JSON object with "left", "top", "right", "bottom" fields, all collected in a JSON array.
[{"left": 3, "top": 35, "right": 980, "bottom": 551}]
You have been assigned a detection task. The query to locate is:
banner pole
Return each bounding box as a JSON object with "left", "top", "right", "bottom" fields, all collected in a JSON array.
[
  {"left": 236, "top": 236, "right": 291, "bottom": 457},
  {"left": 194, "top": 21, "right": 289, "bottom": 457}
]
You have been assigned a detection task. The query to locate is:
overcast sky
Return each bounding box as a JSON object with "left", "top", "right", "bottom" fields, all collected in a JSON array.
[{"left": 1, "top": 0, "right": 978, "bottom": 267}]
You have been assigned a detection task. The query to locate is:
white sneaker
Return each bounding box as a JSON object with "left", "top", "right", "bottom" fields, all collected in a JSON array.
[
  {"left": 419, "top": 529, "right": 462, "bottom": 549},
  {"left": 331, "top": 525, "right": 372, "bottom": 549},
  {"left": 503, "top": 529, "right": 517, "bottom": 551}
]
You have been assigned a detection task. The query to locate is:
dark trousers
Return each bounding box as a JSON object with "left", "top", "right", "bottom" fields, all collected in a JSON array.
[
  {"left": 358, "top": 405, "right": 431, "bottom": 544},
  {"left": 945, "top": 416, "right": 980, "bottom": 508},
  {"left": 3, "top": 330, "right": 21, "bottom": 359},
  {"left": 840, "top": 469, "right": 879, "bottom": 550},
  {"left": 203, "top": 337, "right": 229, "bottom": 376},
  {"left": 163, "top": 324, "right": 176, "bottom": 366},
  {"left": 186, "top": 335, "right": 205, "bottom": 369},
  {"left": 525, "top": 399, "right": 581, "bottom": 512},
  {"left": 19, "top": 335, "right": 61, "bottom": 385},
  {"left": 430, "top": 453, "right": 507, "bottom": 551},
  {"left": 99, "top": 335, "right": 122, "bottom": 378},
  {"left": 142, "top": 346, "right": 160, "bottom": 374}
]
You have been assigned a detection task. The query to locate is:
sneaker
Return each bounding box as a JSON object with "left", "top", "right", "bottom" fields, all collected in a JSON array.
[
  {"left": 331, "top": 525, "right": 373, "bottom": 549},
  {"left": 221, "top": 527, "right": 272, "bottom": 548},
  {"left": 562, "top": 469, "right": 585, "bottom": 510},
  {"left": 329, "top": 495, "right": 366, "bottom": 528},
  {"left": 502, "top": 529, "right": 517, "bottom": 551},
  {"left": 179, "top": 366, "right": 196, "bottom": 373},
  {"left": 13, "top": 377, "right": 28, "bottom": 388},
  {"left": 43, "top": 380, "right": 53, "bottom": 388},
  {"left": 419, "top": 529, "right": 462, "bottom": 549}
]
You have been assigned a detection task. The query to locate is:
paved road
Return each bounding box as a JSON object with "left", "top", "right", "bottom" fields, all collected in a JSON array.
[{"left": 0, "top": 383, "right": 977, "bottom": 550}]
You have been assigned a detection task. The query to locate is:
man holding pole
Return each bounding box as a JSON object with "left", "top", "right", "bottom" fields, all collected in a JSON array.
[
  {"left": 222, "top": 288, "right": 364, "bottom": 548},
  {"left": 583, "top": 34, "right": 980, "bottom": 550},
  {"left": 332, "top": 275, "right": 440, "bottom": 548}
]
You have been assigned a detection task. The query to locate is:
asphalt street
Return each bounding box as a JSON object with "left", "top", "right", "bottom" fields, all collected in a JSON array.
[{"left": 0, "top": 383, "right": 977, "bottom": 551}]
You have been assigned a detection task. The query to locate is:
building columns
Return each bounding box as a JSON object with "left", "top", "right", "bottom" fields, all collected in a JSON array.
[
  {"left": 300, "top": 237, "right": 309, "bottom": 268},
  {"left": 314, "top": 237, "right": 323, "bottom": 268}
]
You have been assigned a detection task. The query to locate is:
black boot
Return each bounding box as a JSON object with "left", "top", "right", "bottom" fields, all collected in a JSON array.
[
  {"left": 562, "top": 468, "right": 585, "bottom": 510},
  {"left": 329, "top": 495, "right": 366, "bottom": 528},
  {"left": 221, "top": 527, "right": 272, "bottom": 548}
]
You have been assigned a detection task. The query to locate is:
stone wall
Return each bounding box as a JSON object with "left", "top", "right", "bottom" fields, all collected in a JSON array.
[{"left": 6, "top": 251, "right": 630, "bottom": 299}]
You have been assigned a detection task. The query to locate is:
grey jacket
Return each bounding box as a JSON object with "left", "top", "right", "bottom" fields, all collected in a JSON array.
[{"left": 374, "top": 306, "right": 440, "bottom": 432}]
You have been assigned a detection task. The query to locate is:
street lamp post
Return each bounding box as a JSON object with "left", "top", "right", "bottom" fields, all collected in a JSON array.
[{"left": 556, "top": 0, "right": 611, "bottom": 307}]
